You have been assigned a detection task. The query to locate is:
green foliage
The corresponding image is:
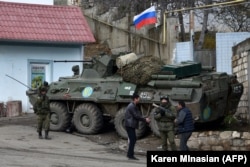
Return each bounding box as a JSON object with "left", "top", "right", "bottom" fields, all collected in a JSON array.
[
  {"left": 194, "top": 32, "right": 216, "bottom": 49},
  {"left": 223, "top": 115, "right": 238, "bottom": 128},
  {"left": 182, "top": 31, "right": 216, "bottom": 49}
]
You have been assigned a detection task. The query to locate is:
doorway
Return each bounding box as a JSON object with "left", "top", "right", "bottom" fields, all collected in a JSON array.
[{"left": 27, "top": 60, "right": 52, "bottom": 112}]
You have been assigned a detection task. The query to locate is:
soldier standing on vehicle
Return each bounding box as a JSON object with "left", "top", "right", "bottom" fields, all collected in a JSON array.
[
  {"left": 125, "top": 93, "right": 150, "bottom": 160},
  {"left": 175, "top": 101, "right": 194, "bottom": 151},
  {"left": 33, "top": 86, "right": 51, "bottom": 140},
  {"left": 154, "top": 95, "right": 177, "bottom": 151}
]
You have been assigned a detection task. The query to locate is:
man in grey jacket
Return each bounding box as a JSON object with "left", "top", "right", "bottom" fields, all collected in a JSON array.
[{"left": 125, "top": 93, "right": 150, "bottom": 160}]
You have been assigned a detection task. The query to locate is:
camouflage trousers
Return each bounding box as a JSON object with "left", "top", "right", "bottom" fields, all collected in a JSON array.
[
  {"left": 160, "top": 130, "right": 177, "bottom": 151},
  {"left": 37, "top": 113, "right": 50, "bottom": 132}
]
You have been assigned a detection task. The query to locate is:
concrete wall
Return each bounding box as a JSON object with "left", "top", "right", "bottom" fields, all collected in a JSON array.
[
  {"left": 194, "top": 50, "right": 216, "bottom": 67},
  {"left": 83, "top": 6, "right": 179, "bottom": 64},
  {"left": 232, "top": 38, "right": 250, "bottom": 123},
  {"left": 54, "top": 0, "right": 68, "bottom": 5},
  {"left": 0, "top": 44, "right": 83, "bottom": 113}
]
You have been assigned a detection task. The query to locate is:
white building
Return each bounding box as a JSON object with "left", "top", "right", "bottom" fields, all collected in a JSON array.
[{"left": 0, "top": 1, "right": 95, "bottom": 113}]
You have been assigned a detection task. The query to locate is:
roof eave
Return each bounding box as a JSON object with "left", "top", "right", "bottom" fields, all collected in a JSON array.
[{"left": 0, "top": 39, "right": 95, "bottom": 45}]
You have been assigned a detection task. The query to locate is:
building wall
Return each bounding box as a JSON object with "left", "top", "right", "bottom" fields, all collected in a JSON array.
[
  {"left": 194, "top": 50, "right": 216, "bottom": 67},
  {"left": 0, "top": 44, "right": 83, "bottom": 113},
  {"left": 54, "top": 0, "right": 68, "bottom": 5},
  {"left": 232, "top": 38, "right": 250, "bottom": 123},
  {"left": 216, "top": 32, "right": 250, "bottom": 74},
  {"left": 175, "top": 41, "right": 193, "bottom": 63}
]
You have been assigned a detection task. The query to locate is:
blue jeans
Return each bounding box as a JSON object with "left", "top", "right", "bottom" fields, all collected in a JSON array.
[
  {"left": 179, "top": 132, "right": 192, "bottom": 151},
  {"left": 126, "top": 126, "right": 136, "bottom": 158}
]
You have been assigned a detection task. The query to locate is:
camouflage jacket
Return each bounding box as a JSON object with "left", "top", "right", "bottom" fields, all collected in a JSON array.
[
  {"left": 33, "top": 95, "right": 50, "bottom": 115},
  {"left": 154, "top": 103, "right": 176, "bottom": 131}
]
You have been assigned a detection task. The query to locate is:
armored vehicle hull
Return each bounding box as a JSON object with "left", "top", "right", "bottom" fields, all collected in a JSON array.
[{"left": 26, "top": 55, "right": 243, "bottom": 138}]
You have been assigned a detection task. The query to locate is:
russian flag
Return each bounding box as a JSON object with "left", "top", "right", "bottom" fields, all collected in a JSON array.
[{"left": 133, "top": 6, "right": 157, "bottom": 30}]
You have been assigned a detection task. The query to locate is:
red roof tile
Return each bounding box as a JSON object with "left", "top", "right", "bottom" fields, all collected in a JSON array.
[{"left": 0, "top": 1, "right": 95, "bottom": 44}]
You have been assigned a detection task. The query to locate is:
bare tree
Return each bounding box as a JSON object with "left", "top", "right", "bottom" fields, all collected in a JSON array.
[
  {"left": 196, "top": 0, "right": 212, "bottom": 50},
  {"left": 214, "top": 0, "right": 250, "bottom": 32},
  {"left": 81, "top": 0, "right": 249, "bottom": 48}
]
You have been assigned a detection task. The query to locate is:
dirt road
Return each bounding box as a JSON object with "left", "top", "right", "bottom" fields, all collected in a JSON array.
[{"left": 0, "top": 114, "right": 149, "bottom": 167}]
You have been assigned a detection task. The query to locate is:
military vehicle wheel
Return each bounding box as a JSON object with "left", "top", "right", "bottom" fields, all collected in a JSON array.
[
  {"left": 114, "top": 107, "right": 147, "bottom": 139},
  {"left": 73, "top": 103, "right": 103, "bottom": 134},
  {"left": 50, "top": 102, "right": 71, "bottom": 131},
  {"left": 149, "top": 109, "right": 160, "bottom": 137}
]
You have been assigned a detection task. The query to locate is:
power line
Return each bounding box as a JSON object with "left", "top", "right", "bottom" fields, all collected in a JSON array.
[{"left": 164, "top": 0, "right": 247, "bottom": 14}]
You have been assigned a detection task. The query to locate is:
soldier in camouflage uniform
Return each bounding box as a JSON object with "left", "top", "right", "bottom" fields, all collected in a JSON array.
[
  {"left": 154, "top": 95, "right": 177, "bottom": 151},
  {"left": 33, "top": 86, "right": 51, "bottom": 139}
]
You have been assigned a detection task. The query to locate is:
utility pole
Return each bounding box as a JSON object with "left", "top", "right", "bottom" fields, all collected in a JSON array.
[{"left": 189, "top": 9, "right": 194, "bottom": 61}]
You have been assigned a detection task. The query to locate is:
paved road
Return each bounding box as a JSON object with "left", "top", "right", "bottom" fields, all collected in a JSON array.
[{"left": 0, "top": 115, "right": 147, "bottom": 167}]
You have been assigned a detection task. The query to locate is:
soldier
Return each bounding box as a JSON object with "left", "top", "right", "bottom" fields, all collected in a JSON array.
[
  {"left": 154, "top": 95, "right": 177, "bottom": 151},
  {"left": 33, "top": 86, "right": 51, "bottom": 140},
  {"left": 72, "top": 65, "right": 79, "bottom": 76}
]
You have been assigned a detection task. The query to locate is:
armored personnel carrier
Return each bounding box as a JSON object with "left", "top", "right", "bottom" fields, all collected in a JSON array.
[{"left": 26, "top": 54, "right": 243, "bottom": 139}]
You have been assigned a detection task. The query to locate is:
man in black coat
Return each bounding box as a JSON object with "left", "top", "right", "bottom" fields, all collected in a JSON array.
[{"left": 125, "top": 93, "right": 150, "bottom": 160}]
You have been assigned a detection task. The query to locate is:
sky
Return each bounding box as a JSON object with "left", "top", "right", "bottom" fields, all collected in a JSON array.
[{"left": 1, "top": 0, "right": 53, "bottom": 5}]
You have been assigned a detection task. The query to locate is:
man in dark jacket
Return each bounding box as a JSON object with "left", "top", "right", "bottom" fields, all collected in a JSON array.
[
  {"left": 154, "top": 95, "right": 177, "bottom": 151},
  {"left": 125, "top": 93, "right": 150, "bottom": 160},
  {"left": 175, "top": 101, "right": 194, "bottom": 151}
]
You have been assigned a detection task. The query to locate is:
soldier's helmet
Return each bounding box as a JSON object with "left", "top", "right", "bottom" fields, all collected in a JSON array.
[{"left": 160, "top": 95, "right": 169, "bottom": 101}]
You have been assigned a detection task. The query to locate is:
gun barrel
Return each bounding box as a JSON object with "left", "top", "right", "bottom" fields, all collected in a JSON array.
[
  {"left": 54, "top": 60, "right": 93, "bottom": 63},
  {"left": 5, "top": 74, "right": 31, "bottom": 89},
  {"left": 148, "top": 80, "right": 201, "bottom": 88},
  {"left": 152, "top": 103, "right": 159, "bottom": 108},
  {"left": 152, "top": 103, "right": 172, "bottom": 115}
]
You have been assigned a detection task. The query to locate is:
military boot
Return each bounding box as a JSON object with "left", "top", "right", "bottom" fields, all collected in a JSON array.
[
  {"left": 45, "top": 131, "right": 51, "bottom": 140},
  {"left": 38, "top": 131, "right": 43, "bottom": 139}
]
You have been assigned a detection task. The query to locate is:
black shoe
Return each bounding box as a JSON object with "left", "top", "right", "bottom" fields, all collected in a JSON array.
[
  {"left": 38, "top": 132, "right": 43, "bottom": 139},
  {"left": 45, "top": 131, "right": 51, "bottom": 140},
  {"left": 45, "top": 136, "right": 51, "bottom": 140},
  {"left": 128, "top": 157, "right": 139, "bottom": 160}
]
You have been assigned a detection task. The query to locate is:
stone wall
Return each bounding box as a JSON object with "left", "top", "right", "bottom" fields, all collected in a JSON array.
[
  {"left": 232, "top": 38, "right": 250, "bottom": 122},
  {"left": 185, "top": 131, "right": 250, "bottom": 151},
  {"left": 54, "top": 0, "right": 68, "bottom": 5}
]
